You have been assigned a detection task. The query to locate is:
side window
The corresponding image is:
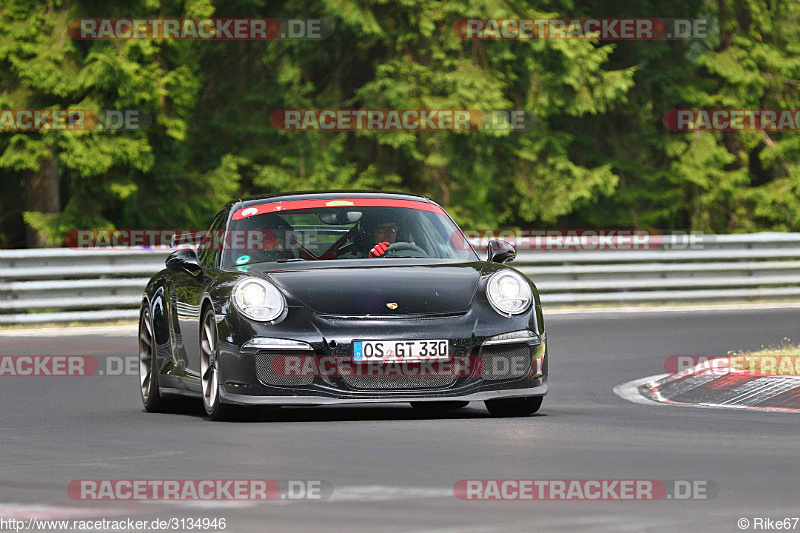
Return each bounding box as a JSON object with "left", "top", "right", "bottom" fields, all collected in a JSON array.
[{"left": 198, "top": 211, "right": 226, "bottom": 269}]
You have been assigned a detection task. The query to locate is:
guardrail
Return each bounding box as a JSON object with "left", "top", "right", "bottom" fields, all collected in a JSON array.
[
  {"left": 2, "top": 233, "right": 800, "bottom": 324},
  {"left": 0, "top": 249, "right": 164, "bottom": 324}
]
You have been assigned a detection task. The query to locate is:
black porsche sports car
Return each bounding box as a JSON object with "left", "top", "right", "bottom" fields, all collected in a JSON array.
[{"left": 139, "top": 192, "right": 547, "bottom": 420}]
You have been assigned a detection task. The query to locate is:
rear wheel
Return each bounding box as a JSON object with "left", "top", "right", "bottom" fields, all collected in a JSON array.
[
  {"left": 201, "top": 307, "right": 234, "bottom": 421},
  {"left": 139, "top": 306, "right": 165, "bottom": 412},
  {"left": 410, "top": 401, "right": 469, "bottom": 410},
  {"left": 484, "top": 396, "right": 543, "bottom": 417}
]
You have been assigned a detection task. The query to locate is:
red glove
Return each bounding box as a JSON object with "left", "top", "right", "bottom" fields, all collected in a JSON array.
[{"left": 369, "top": 241, "right": 390, "bottom": 257}]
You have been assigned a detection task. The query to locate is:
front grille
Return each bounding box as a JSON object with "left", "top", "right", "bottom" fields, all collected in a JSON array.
[
  {"left": 254, "top": 351, "right": 314, "bottom": 387},
  {"left": 340, "top": 360, "right": 457, "bottom": 390},
  {"left": 317, "top": 311, "right": 467, "bottom": 321},
  {"left": 342, "top": 373, "right": 456, "bottom": 390},
  {"left": 480, "top": 344, "right": 532, "bottom": 380}
]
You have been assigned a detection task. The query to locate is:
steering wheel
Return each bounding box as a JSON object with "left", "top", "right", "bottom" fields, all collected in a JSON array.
[{"left": 384, "top": 242, "right": 428, "bottom": 257}]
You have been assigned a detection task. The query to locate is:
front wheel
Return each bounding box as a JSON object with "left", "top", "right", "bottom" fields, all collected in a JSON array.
[
  {"left": 200, "top": 307, "right": 234, "bottom": 421},
  {"left": 484, "top": 396, "right": 543, "bottom": 417}
]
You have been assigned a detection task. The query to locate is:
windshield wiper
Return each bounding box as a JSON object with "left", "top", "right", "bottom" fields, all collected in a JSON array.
[{"left": 276, "top": 257, "right": 307, "bottom": 263}]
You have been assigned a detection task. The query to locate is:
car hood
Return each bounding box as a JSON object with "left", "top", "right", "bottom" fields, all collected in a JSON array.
[{"left": 263, "top": 263, "right": 483, "bottom": 316}]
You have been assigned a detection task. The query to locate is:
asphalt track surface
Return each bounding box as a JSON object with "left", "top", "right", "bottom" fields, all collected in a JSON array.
[{"left": 1, "top": 308, "right": 798, "bottom": 532}]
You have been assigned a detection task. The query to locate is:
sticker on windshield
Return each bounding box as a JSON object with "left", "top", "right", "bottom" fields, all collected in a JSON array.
[{"left": 236, "top": 255, "right": 250, "bottom": 265}]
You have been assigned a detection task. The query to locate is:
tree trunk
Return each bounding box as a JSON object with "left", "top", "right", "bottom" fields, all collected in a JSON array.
[{"left": 24, "top": 155, "right": 60, "bottom": 248}]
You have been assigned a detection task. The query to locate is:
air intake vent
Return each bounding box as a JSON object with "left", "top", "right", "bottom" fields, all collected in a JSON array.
[
  {"left": 479, "top": 344, "right": 532, "bottom": 380},
  {"left": 254, "top": 351, "right": 314, "bottom": 386}
]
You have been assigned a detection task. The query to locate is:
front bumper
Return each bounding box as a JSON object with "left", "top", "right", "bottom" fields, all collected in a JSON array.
[
  {"left": 219, "top": 384, "right": 547, "bottom": 406},
  {"left": 214, "top": 303, "right": 547, "bottom": 406}
]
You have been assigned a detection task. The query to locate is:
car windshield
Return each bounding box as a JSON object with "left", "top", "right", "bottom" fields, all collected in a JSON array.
[{"left": 221, "top": 199, "right": 478, "bottom": 267}]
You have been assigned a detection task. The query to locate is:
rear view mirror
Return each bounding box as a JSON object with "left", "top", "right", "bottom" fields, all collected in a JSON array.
[{"left": 319, "top": 210, "right": 362, "bottom": 225}]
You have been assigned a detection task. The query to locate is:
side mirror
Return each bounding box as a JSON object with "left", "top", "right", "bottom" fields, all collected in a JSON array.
[
  {"left": 487, "top": 239, "right": 516, "bottom": 264},
  {"left": 166, "top": 249, "right": 204, "bottom": 277}
]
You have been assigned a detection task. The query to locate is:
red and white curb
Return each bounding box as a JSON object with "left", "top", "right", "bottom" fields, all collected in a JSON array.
[{"left": 614, "top": 360, "right": 800, "bottom": 412}]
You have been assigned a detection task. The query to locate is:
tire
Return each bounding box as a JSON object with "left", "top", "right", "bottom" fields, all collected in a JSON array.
[
  {"left": 200, "top": 306, "right": 235, "bottom": 421},
  {"left": 139, "top": 306, "right": 166, "bottom": 412},
  {"left": 484, "top": 396, "right": 543, "bottom": 417},
  {"left": 410, "top": 401, "right": 469, "bottom": 410}
]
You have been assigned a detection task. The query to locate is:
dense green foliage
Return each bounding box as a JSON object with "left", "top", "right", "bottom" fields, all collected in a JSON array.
[{"left": 1, "top": 0, "right": 799, "bottom": 247}]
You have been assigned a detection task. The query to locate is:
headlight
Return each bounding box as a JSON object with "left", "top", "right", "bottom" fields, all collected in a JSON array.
[
  {"left": 486, "top": 271, "right": 532, "bottom": 316},
  {"left": 232, "top": 278, "right": 285, "bottom": 321}
]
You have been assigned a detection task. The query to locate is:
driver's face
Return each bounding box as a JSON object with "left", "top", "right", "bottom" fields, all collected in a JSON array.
[{"left": 374, "top": 222, "right": 398, "bottom": 244}]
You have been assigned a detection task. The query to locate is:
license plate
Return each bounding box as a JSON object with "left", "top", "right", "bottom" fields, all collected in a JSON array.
[{"left": 353, "top": 340, "right": 449, "bottom": 362}]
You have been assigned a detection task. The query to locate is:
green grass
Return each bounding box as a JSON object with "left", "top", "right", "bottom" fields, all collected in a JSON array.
[{"left": 728, "top": 337, "right": 799, "bottom": 357}]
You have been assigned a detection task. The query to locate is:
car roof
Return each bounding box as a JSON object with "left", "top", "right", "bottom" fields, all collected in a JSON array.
[{"left": 228, "top": 191, "right": 436, "bottom": 211}]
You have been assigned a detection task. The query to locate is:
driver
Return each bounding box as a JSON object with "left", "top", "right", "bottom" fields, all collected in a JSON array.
[{"left": 369, "top": 218, "right": 400, "bottom": 257}]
